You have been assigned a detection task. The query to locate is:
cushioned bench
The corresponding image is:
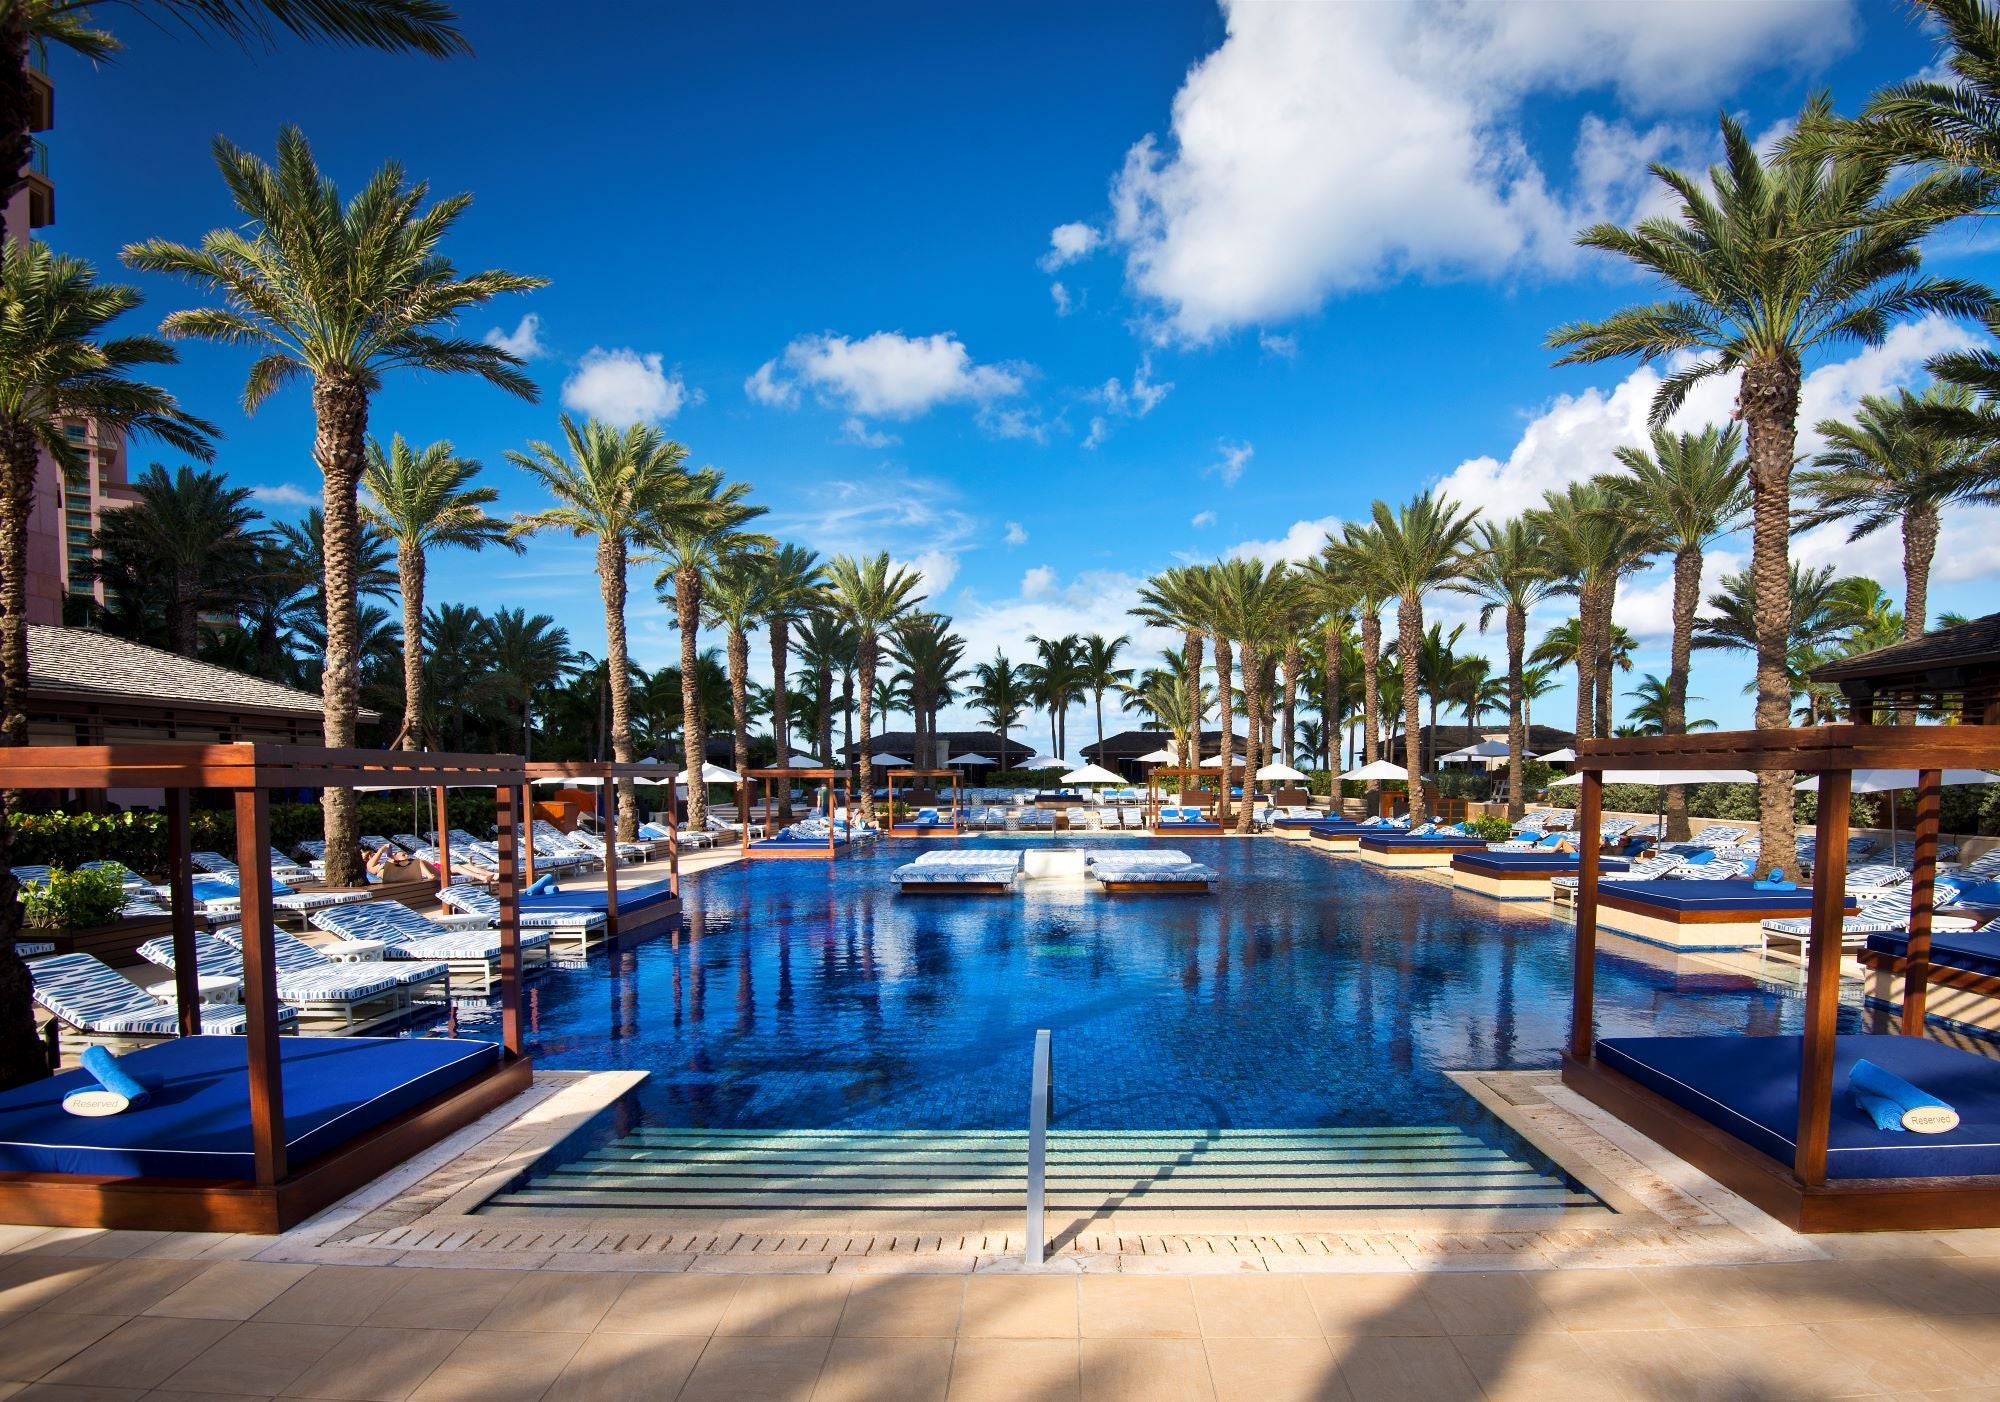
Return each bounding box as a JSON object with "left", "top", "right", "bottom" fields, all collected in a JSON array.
[
  {"left": 1593, "top": 1033, "right": 2000, "bottom": 1180},
  {"left": 1593, "top": 879, "right": 1855, "bottom": 951},
  {"left": 0, "top": 1034, "right": 500, "bottom": 1179},
  {"left": 1861, "top": 928, "right": 2000, "bottom": 1034},
  {"left": 1450, "top": 850, "right": 1632, "bottom": 900},
  {"left": 1356, "top": 833, "right": 1491, "bottom": 868},
  {"left": 518, "top": 878, "right": 679, "bottom": 937}
]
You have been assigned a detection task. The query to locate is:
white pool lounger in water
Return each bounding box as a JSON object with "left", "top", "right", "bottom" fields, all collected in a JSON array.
[{"left": 895, "top": 849, "right": 1027, "bottom": 893}]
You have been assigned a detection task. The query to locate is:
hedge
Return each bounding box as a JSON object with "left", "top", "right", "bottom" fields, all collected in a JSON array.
[{"left": 6, "top": 793, "right": 500, "bottom": 878}]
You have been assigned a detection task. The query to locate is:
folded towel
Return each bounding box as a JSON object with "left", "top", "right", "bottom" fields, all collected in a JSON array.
[
  {"left": 64, "top": 1045, "right": 151, "bottom": 1117},
  {"left": 1849, "top": 1058, "right": 1960, "bottom": 1134},
  {"left": 1683, "top": 849, "right": 1715, "bottom": 865}
]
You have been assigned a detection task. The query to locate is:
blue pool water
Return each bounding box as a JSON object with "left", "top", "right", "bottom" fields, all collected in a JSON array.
[{"left": 506, "top": 837, "right": 1862, "bottom": 1136}]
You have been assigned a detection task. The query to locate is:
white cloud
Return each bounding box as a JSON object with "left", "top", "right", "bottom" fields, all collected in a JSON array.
[
  {"left": 1021, "top": 565, "right": 1059, "bottom": 599},
  {"left": 484, "top": 313, "right": 546, "bottom": 360},
  {"left": 249, "top": 483, "right": 317, "bottom": 509},
  {"left": 1090, "top": 0, "right": 1853, "bottom": 340},
  {"left": 1258, "top": 333, "right": 1298, "bottom": 360},
  {"left": 1081, "top": 356, "right": 1173, "bottom": 449},
  {"left": 762, "top": 475, "right": 976, "bottom": 609},
  {"left": 562, "top": 347, "right": 690, "bottom": 425},
  {"left": 1050, "top": 281, "right": 1074, "bottom": 317},
  {"left": 1191, "top": 510, "right": 1217, "bottom": 529},
  {"left": 839, "top": 417, "right": 899, "bottom": 449},
  {"left": 748, "top": 331, "right": 1026, "bottom": 419},
  {"left": 1039, "top": 221, "right": 1103, "bottom": 272},
  {"left": 977, "top": 405, "right": 1053, "bottom": 444},
  {"left": 903, "top": 549, "right": 959, "bottom": 600},
  {"left": 1206, "top": 439, "right": 1253, "bottom": 487},
  {"left": 1225, "top": 513, "right": 1340, "bottom": 565},
  {"left": 1003, "top": 521, "right": 1028, "bottom": 547}
]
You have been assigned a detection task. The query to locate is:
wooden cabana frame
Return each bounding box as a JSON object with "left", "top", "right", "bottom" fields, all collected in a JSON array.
[
  {"left": 524, "top": 760, "right": 683, "bottom": 939},
  {"left": 1560, "top": 724, "right": 2000, "bottom": 1231},
  {"left": 1144, "top": 767, "right": 1222, "bottom": 829},
  {"left": 742, "top": 767, "right": 851, "bottom": 859},
  {"left": 0, "top": 743, "right": 535, "bottom": 1233},
  {"left": 885, "top": 768, "right": 962, "bottom": 837}
]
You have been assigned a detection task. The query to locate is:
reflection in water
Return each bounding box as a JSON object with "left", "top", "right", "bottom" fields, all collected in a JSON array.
[{"left": 512, "top": 838, "right": 1857, "bottom": 1142}]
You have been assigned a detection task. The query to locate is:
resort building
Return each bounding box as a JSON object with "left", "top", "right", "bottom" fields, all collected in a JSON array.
[
  {"left": 837, "top": 729, "right": 1034, "bottom": 775},
  {"left": 2, "top": 45, "right": 53, "bottom": 246},
  {"left": 1083, "top": 727, "right": 1249, "bottom": 779},
  {"left": 1811, "top": 609, "right": 2000, "bottom": 725}
]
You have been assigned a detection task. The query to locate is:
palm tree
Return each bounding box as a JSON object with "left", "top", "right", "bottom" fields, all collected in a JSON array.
[
  {"left": 1024, "top": 632, "right": 1086, "bottom": 760},
  {"left": 90, "top": 463, "right": 261, "bottom": 657},
  {"left": 484, "top": 607, "right": 575, "bottom": 758},
  {"left": 1131, "top": 566, "right": 1209, "bottom": 767},
  {"left": 1451, "top": 518, "right": 1555, "bottom": 820},
  {"left": 971, "top": 652, "right": 1031, "bottom": 768},
  {"left": 1611, "top": 424, "right": 1750, "bottom": 835},
  {"left": 127, "top": 127, "right": 544, "bottom": 885},
  {"left": 888, "top": 613, "right": 965, "bottom": 770},
  {"left": 361, "top": 434, "right": 513, "bottom": 751},
  {"left": 793, "top": 610, "right": 851, "bottom": 773},
  {"left": 1695, "top": 563, "right": 1873, "bottom": 706},
  {"left": 1415, "top": 621, "right": 1466, "bottom": 777},
  {"left": 1625, "top": 675, "right": 1717, "bottom": 735},
  {"left": 1211, "top": 558, "right": 1292, "bottom": 832},
  {"left": 824, "top": 553, "right": 925, "bottom": 823},
  {"left": 1801, "top": 387, "right": 1996, "bottom": 644},
  {"left": 423, "top": 602, "right": 493, "bottom": 751},
  {"left": 508, "top": 416, "right": 691, "bottom": 837},
  {"left": 1332, "top": 495, "right": 1477, "bottom": 824},
  {"left": 1077, "top": 633, "right": 1132, "bottom": 765},
  {"left": 2, "top": 2, "right": 466, "bottom": 241},
  {"left": 649, "top": 471, "right": 769, "bottom": 829},
  {"left": 1547, "top": 107, "right": 1981, "bottom": 874},
  {"left": 272, "top": 509, "right": 398, "bottom": 611},
  {"left": 1526, "top": 480, "right": 1650, "bottom": 742},
  {"left": 756, "top": 544, "right": 824, "bottom": 815},
  {"left": 701, "top": 554, "right": 769, "bottom": 786},
  {"left": 1297, "top": 552, "right": 1355, "bottom": 778}
]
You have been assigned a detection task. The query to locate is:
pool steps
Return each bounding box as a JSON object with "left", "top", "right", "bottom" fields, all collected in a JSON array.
[{"left": 486, "top": 1126, "right": 1597, "bottom": 1213}]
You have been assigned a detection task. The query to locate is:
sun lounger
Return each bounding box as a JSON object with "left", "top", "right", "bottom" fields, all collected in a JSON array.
[
  {"left": 140, "top": 927, "right": 440, "bottom": 1030},
  {"left": 28, "top": 950, "right": 296, "bottom": 1050},
  {"left": 1762, "top": 881, "right": 1980, "bottom": 959},
  {"left": 77, "top": 860, "right": 153, "bottom": 893},
  {"left": 311, "top": 899, "right": 550, "bottom": 995},
  {"left": 163, "top": 872, "right": 373, "bottom": 927},
  {"left": 896, "top": 849, "right": 1023, "bottom": 892},
  {"left": 436, "top": 882, "right": 609, "bottom": 950}
]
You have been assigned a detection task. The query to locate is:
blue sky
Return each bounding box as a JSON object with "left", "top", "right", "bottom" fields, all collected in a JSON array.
[{"left": 43, "top": 0, "right": 2000, "bottom": 749}]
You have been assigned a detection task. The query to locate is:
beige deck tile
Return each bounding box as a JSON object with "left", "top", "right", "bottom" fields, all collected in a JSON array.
[
  {"left": 1449, "top": 1330, "right": 1632, "bottom": 1402},
  {"left": 42, "top": 1316, "right": 238, "bottom": 1390},
  {"left": 959, "top": 1278, "right": 1078, "bottom": 1338},
  {"left": 593, "top": 1272, "right": 738, "bottom": 1335},
  {"left": 362, "top": 1269, "right": 527, "bottom": 1331},
  {"left": 278, "top": 1325, "right": 466, "bottom": 1400},
  {"left": 539, "top": 1330, "right": 704, "bottom": 1402},
  {"left": 1412, "top": 1271, "right": 1557, "bottom": 1336},
  {"left": 476, "top": 1269, "right": 628, "bottom": 1333},
  {"left": 17, "top": 1387, "right": 149, "bottom": 1401},
  {"left": 1808, "top": 1319, "right": 2000, "bottom": 1393},
  {"left": 0, "top": 1260, "right": 105, "bottom": 1313},
  {"left": 142, "top": 1262, "right": 315, "bottom": 1320},
  {"left": 254, "top": 1267, "right": 407, "bottom": 1327},
  {"left": 1933, "top": 1231, "right": 2000, "bottom": 1259},
  {"left": 1326, "top": 1336, "right": 1481, "bottom": 1401},
  {"left": 1678, "top": 1322, "right": 1879, "bottom": 1399},
  {"left": 1189, "top": 1276, "right": 1320, "bottom": 1338},
  {"left": 33, "top": 1233, "right": 159, "bottom": 1262},
  {"left": 1201, "top": 1337, "right": 1346, "bottom": 1402},
  {"left": 1079, "top": 1339, "right": 1214, "bottom": 1402},
  {"left": 0, "top": 1227, "right": 54, "bottom": 1254},
  {"left": 1884, "top": 1389, "right": 2000, "bottom": 1401},
  {"left": 1299, "top": 1274, "right": 1444, "bottom": 1336},
  {"left": 1571, "top": 1326, "right": 1744, "bottom": 1402},
  {"left": 14, "top": 1230, "right": 119, "bottom": 1258},
  {"left": 1727, "top": 1261, "right": 1904, "bottom": 1323},
  {"left": 946, "top": 1339, "right": 1079, "bottom": 1401},
  {"left": 813, "top": 1337, "right": 953, "bottom": 1402},
  {"left": 835, "top": 1277, "right": 964, "bottom": 1337},
  {"left": 713, "top": 1275, "right": 851, "bottom": 1336},
  {"left": 405, "top": 1329, "right": 585, "bottom": 1402},
  {"left": 158, "top": 1320, "right": 350, "bottom": 1396},
  {"left": 676, "top": 1336, "right": 831, "bottom": 1402},
  {"left": 0, "top": 1313, "right": 125, "bottom": 1382},
  {"left": 1078, "top": 1277, "right": 1199, "bottom": 1339},
  {"left": 1529, "top": 1267, "right": 1677, "bottom": 1331},
  {"left": 33, "top": 1260, "right": 204, "bottom": 1319}
]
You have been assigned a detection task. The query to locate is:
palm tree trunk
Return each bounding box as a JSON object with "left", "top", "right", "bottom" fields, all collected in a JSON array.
[
  {"left": 1182, "top": 629, "right": 1203, "bottom": 767},
  {"left": 726, "top": 625, "right": 750, "bottom": 793},
  {"left": 1213, "top": 635, "right": 1234, "bottom": 825},
  {"left": 841, "top": 668, "right": 853, "bottom": 767},
  {"left": 1282, "top": 640, "right": 1299, "bottom": 766},
  {"left": 1426, "top": 691, "right": 1439, "bottom": 781},
  {"left": 397, "top": 545, "right": 425, "bottom": 752},
  {"left": 313, "top": 373, "right": 368, "bottom": 887},
  {"left": 1594, "top": 580, "right": 1616, "bottom": 741},
  {"left": 597, "top": 538, "right": 638, "bottom": 839},
  {"left": 855, "top": 635, "right": 877, "bottom": 825},
  {"left": 770, "top": 620, "right": 794, "bottom": 821},
  {"left": 674, "top": 565, "right": 707, "bottom": 830},
  {"left": 0, "top": 408, "right": 41, "bottom": 1089},
  {"left": 1398, "top": 598, "right": 1425, "bottom": 825},
  {"left": 1664, "top": 545, "right": 1700, "bottom": 839},
  {"left": 1506, "top": 600, "right": 1526, "bottom": 822},
  {"left": 1094, "top": 688, "right": 1106, "bottom": 768},
  {"left": 171, "top": 563, "right": 201, "bottom": 657},
  {"left": 816, "top": 665, "right": 834, "bottom": 776},
  {"left": 1324, "top": 622, "right": 1343, "bottom": 781},
  {"left": 1903, "top": 503, "right": 1937, "bottom": 645},
  {"left": 1740, "top": 354, "right": 1801, "bottom": 875},
  {"left": 1236, "top": 641, "right": 1260, "bottom": 834},
  {"left": 1360, "top": 609, "right": 1381, "bottom": 802}
]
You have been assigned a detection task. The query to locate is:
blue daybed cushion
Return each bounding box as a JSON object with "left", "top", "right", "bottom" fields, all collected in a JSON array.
[
  {"left": 1599, "top": 880, "right": 1849, "bottom": 915},
  {"left": 1595, "top": 1033, "right": 2000, "bottom": 1179},
  {"left": 0, "top": 1034, "right": 500, "bottom": 1179},
  {"left": 519, "top": 878, "right": 676, "bottom": 918},
  {"left": 1451, "top": 852, "right": 1632, "bottom": 875},
  {"left": 1358, "top": 833, "right": 1489, "bottom": 851},
  {"left": 1867, "top": 928, "right": 2000, "bottom": 979}
]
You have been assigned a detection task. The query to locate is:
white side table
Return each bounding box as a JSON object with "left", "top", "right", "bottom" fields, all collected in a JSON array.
[
  {"left": 148, "top": 974, "right": 241, "bottom": 1006},
  {"left": 321, "top": 939, "right": 385, "bottom": 964}
]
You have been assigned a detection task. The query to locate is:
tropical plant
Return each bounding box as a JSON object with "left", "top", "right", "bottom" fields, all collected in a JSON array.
[
  {"left": 1525, "top": 479, "right": 1650, "bottom": 742},
  {"left": 823, "top": 552, "right": 925, "bottom": 823},
  {"left": 1023, "top": 632, "right": 1086, "bottom": 760},
  {"left": 1077, "top": 633, "right": 1132, "bottom": 768},
  {"left": 1210, "top": 558, "right": 1294, "bottom": 831},
  {"left": 87, "top": 462, "right": 261, "bottom": 657},
  {"left": 888, "top": 612, "right": 965, "bottom": 770},
  {"left": 484, "top": 607, "right": 574, "bottom": 758},
  {"left": 793, "top": 610, "right": 852, "bottom": 773},
  {"left": 1297, "top": 552, "right": 1357, "bottom": 775},
  {"left": 361, "top": 433, "right": 513, "bottom": 750},
  {"left": 1415, "top": 621, "right": 1466, "bottom": 776},
  {"left": 1694, "top": 563, "right": 1874, "bottom": 706},
  {"left": 1547, "top": 106, "right": 1983, "bottom": 872},
  {"left": 127, "top": 126, "right": 544, "bottom": 884},
  {"left": 700, "top": 553, "right": 771, "bottom": 786},
  {"left": 756, "top": 544, "right": 824, "bottom": 814},
  {"left": 508, "top": 416, "right": 692, "bottom": 835},
  {"left": 1450, "top": 518, "right": 1554, "bottom": 819},
  {"left": 1624, "top": 674, "right": 1717, "bottom": 736},
  {"left": 1131, "top": 566, "right": 1210, "bottom": 768},
  {"left": 971, "top": 652, "right": 1032, "bottom": 768}
]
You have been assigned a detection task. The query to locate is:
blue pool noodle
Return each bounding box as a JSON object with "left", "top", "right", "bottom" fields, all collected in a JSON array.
[
  {"left": 79, "top": 1045, "right": 150, "bottom": 1109},
  {"left": 1848, "top": 1058, "right": 1956, "bottom": 1132}
]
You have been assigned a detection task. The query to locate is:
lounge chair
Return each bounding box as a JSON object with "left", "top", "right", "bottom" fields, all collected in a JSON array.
[
  {"left": 140, "top": 927, "right": 441, "bottom": 1030},
  {"left": 1761, "top": 879, "right": 1980, "bottom": 959},
  {"left": 435, "top": 881, "right": 606, "bottom": 951},
  {"left": 28, "top": 950, "right": 297, "bottom": 1052},
  {"left": 161, "top": 872, "right": 373, "bottom": 926},
  {"left": 78, "top": 859, "right": 153, "bottom": 893},
  {"left": 311, "top": 899, "right": 550, "bottom": 996}
]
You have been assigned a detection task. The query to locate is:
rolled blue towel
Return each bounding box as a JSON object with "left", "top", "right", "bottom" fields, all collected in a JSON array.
[
  {"left": 1849, "top": 1058, "right": 1960, "bottom": 1134},
  {"left": 526, "top": 874, "right": 559, "bottom": 896},
  {"left": 1753, "top": 879, "right": 1797, "bottom": 891},
  {"left": 63, "top": 1045, "right": 151, "bottom": 1117}
]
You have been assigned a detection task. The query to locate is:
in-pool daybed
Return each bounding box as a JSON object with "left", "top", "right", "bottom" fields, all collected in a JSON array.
[
  {"left": 1861, "top": 923, "right": 2000, "bottom": 1034},
  {"left": 1152, "top": 806, "right": 1222, "bottom": 835},
  {"left": 896, "top": 849, "right": 1024, "bottom": 894},
  {"left": 749, "top": 822, "right": 853, "bottom": 859},
  {"left": 1085, "top": 851, "right": 1217, "bottom": 893},
  {"left": 1450, "top": 850, "right": 1633, "bottom": 900},
  {"left": 1355, "top": 829, "right": 1491, "bottom": 869},
  {"left": 1590, "top": 879, "right": 1856, "bottom": 952}
]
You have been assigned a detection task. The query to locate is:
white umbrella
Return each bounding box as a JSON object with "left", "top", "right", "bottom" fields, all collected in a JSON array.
[
  {"left": 1061, "top": 763, "right": 1124, "bottom": 785},
  {"left": 698, "top": 762, "right": 743, "bottom": 784},
  {"left": 1199, "top": 753, "right": 1248, "bottom": 768},
  {"left": 1256, "top": 762, "right": 1310, "bottom": 782},
  {"left": 1442, "top": 740, "right": 1511, "bottom": 765},
  {"left": 1340, "top": 760, "right": 1409, "bottom": 782},
  {"left": 1795, "top": 769, "right": 1999, "bottom": 855},
  {"left": 630, "top": 757, "right": 678, "bottom": 785},
  {"left": 1023, "top": 755, "right": 1068, "bottom": 770},
  {"left": 945, "top": 753, "right": 994, "bottom": 766},
  {"left": 1537, "top": 747, "right": 1577, "bottom": 763},
  {"left": 871, "top": 753, "right": 910, "bottom": 767},
  {"left": 1137, "top": 747, "right": 1178, "bottom": 765},
  {"left": 1551, "top": 769, "right": 1758, "bottom": 786},
  {"left": 532, "top": 774, "right": 603, "bottom": 787}
]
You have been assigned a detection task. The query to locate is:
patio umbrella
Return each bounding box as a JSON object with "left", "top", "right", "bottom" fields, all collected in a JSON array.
[
  {"left": 1552, "top": 767, "right": 1759, "bottom": 840},
  {"left": 1537, "top": 747, "right": 1577, "bottom": 763},
  {"left": 773, "top": 753, "right": 824, "bottom": 768},
  {"left": 1794, "top": 769, "right": 1999, "bottom": 856},
  {"left": 630, "top": 757, "right": 678, "bottom": 785},
  {"left": 1023, "top": 755, "right": 1068, "bottom": 770},
  {"left": 698, "top": 762, "right": 743, "bottom": 784},
  {"left": 945, "top": 753, "right": 994, "bottom": 766},
  {"left": 1255, "top": 762, "right": 1310, "bottom": 782},
  {"left": 1199, "top": 753, "right": 1248, "bottom": 767},
  {"left": 531, "top": 774, "right": 603, "bottom": 786},
  {"left": 871, "top": 753, "right": 910, "bottom": 767},
  {"left": 1137, "top": 747, "right": 1177, "bottom": 764},
  {"left": 1339, "top": 760, "right": 1409, "bottom": 782},
  {"left": 1060, "top": 763, "right": 1124, "bottom": 785}
]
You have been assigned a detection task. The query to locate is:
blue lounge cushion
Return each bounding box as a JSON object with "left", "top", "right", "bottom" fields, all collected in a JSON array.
[
  {"left": 1954, "top": 879, "right": 2000, "bottom": 907},
  {"left": 1599, "top": 880, "right": 1845, "bottom": 915},
  {"left": 1595, "top": 1033, "right": 2000, "bottom": 1179},
  {"left": 1451, "top": 852, "right": 1631, "bottom": 875},
  {"left": 0, "top": 1034, "right": 500, "bottom": 1178},
  {"left": 1682, "top": 849, "right": 1716, "bottom": 866},
  {"left": 519, "top": 878, "right": 676, "bottom": 919},
  {"left": 1867, "top": 928, "right": 2000, "bottom": 978}
]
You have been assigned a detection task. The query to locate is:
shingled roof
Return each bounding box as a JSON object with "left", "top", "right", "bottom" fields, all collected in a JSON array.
[
  {"left": 1810, "top": 612, "right": 2000, "bottom": 682},
  {"left": 26, "top": 626, "right": 363, "bottom": 720}
]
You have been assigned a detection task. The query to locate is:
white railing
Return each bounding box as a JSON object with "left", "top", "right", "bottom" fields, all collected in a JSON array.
[{"left": 1025, "top": 1028, "right": 1052, "bottom": 1265}]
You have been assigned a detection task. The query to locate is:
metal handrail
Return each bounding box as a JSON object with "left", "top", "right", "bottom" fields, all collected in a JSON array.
[{"left": 1024, "top": 1028, "right": 1052, "bottom": 1266}]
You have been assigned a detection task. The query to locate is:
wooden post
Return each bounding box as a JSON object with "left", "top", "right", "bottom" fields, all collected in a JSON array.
[
  {"left": 1900, "top": 768, "right": 1943, "bottom": 1034},
  {"left": 233, "top": 787, "right": 286, "bottom": 1187},
  {"left": 1795, "top": 766, "right": 1852, "bottom": 1188},
  {"left": 600, "top": 776, "right": 620, "bottom": 938},
  {"left": 494, "top": 783, "right": 524, "bottom": 1058},
  {"left": 1569, "top": 770, "right": 1603, "bottom": 1062},
  {"left": 164, "top": 787, "right": 200, "bottom": 1037},
  {"left": 433, "top": 786, "right": 452, "bottom": 890}
]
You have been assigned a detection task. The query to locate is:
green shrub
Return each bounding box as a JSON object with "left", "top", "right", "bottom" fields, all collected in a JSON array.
[
  {"left": 1464, "top": 815, "right": 1515, "bottom": 841},
  {"left": 21, "top": 866, "right": 128, "bottom": 929}
]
